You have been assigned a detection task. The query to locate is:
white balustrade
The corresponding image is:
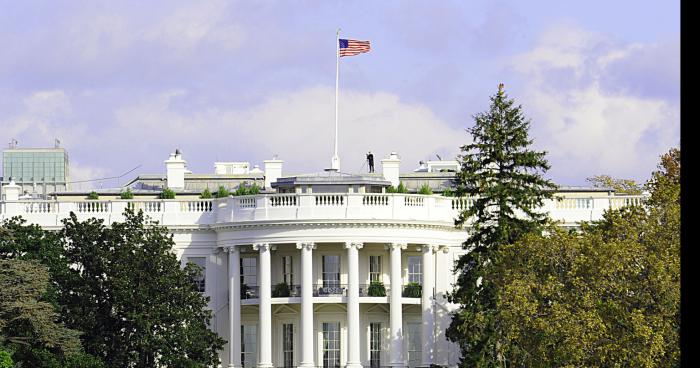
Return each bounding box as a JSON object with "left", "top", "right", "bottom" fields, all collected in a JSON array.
[
  {"left": 315, "top": 194, "right": 345, "bottom": 206},
  {"left": 0, "top": 193, "right": 650, "bottom": 229},
  {"left": 362, "top": 194, "right": 389, "bottom": 206},
  {"left": 404, "top": 195, "right": 425, "bottom": 207},
  {"left": 77, "top": 201, "right": 110, "bottom": 213},
  {"left": 268, "top": 194, "right": 298, "bottom": 207},
  {"left": 180, "top": 200, "right": 213, "bottom": 212}
]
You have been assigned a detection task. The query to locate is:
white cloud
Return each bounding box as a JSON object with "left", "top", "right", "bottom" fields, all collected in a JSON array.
[
  {"left": 112, "top": 86, "right": 466, "bottom": 173},
  {"left": 510, "top": 24, "right": 679, "bottom": 183}
]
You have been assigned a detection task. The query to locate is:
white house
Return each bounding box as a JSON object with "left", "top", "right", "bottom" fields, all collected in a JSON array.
[{"left": 0, "top": 150, "right": 645, "bottom": 368}]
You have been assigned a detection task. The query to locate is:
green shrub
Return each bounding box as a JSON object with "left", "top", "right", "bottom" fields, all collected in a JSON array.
[
  {"left": 0, "top": 350, "right": 13, "bottom": 368},
  {"left": 248, "top": 183, "right": 261, "bottom": 195},
  {"left": 418, "top": 184, "right": 433, "bottom": 195},
  {"left": 367, "top": 281, "right": 387, "bottom": 297},
  {"left": 442, "top": 188, "right": 454, "bottom": 197},
  {"left": 396, "top": 182, "right": 409, "bottom": 193},
  {"left": 215, "top": 186, "right": 230, "bottom": 198},
  {"left": 160, "top": 188, "right": 176, "bottom": 199},
  {"left": 272, "top": 282, "right": 290, "bottom": 297},
  {"left": 120, "top": 188, "right": 134, "bottom": 199},
  {"left": 402, "top": 282, "right": 422, "bottom": 298},
  {"left": 386, "top": 185, "right": 396, "bottom": 193},
  {"left": 87, "top": 191, "right": 99, "bottom": 200},
  {"left": 200, "top": 188, "right": 212, "bottom": 199}
]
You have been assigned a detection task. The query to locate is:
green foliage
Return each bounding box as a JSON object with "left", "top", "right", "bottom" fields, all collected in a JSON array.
[
  {"left": 402, "top": 282, "right": 422, "bottom": 298},
  {"left": 160, "top": 188, "right": 176, "bottom": 199},
  {"left": 86, "top": 191, "right": 99, "bottom": 200},
  {"left": 367, "top": 281, "right": 386, "bottom": 297},
  {"left": 200, "top": 188, "right": 212, "bottom": 199},
  {"left": 442, "top": 188, "right": 454, "bottom": 197},
  {"left": 586, "top": 174, "right": 643, "bottom": 194},
  {"left": 54, "top": 209, "right": 225, "bottom": 366},
  {"left": 418, "top": 184, "right": 433, "bottom": 195},
  {"left": 1, "top": 210, "right": 225, "bottom": 367},
  {"left": 272, "top": 282, "right": 290, "bottom": 297},
  {"left": 447, "top": 85, "right": 557, "bottom": 366},
  {"left": 0, "top": 350, "right": 12, "bottom": 368},
  {"left": 119, "top": 189, "right": 134, "bottom": 200},
  {"left": 215, "top": 186, "right": 230, "bottom": 198},
  {"left": 386, "top": 182, "right": 408, "bottom": 193},
  {"left": 0, "top": 259, "right": 82, "bottom": 366},
  {"left": 447, "top": 147, "right": 680, "bottom": 367},
  {"left": 232, "top": 182, "right": 261, "bottom": 196},
  {"left": 396, "top": 182, "right": 408, "bottom": 193}
]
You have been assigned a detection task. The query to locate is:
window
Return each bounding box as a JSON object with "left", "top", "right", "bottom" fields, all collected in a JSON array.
[
  {"left": 369, "top": 256, "right": 382, "bottom": 283},
  {"left": 369, "top": 322, "right": 382, "bottom": 368},
  {"left": 407, "top": 256, "right": 422, "bottom": 284},
  {"left": 282, "top": 323, "right": 294, "bottom": 368},
  {"left": 406, "top": 322, "right": 422, "bottom": 368},
  {"left": 282, "top": 256, "right": 294, "bottom": 285},
  {"left": 241, "top": 257, "right": 258, "bottom": 286},
  {"left": 241, "top": 324, "right": 257, "bottom": 368},
  {"left": 322, "top": 255, "right": 340, "bottom": 287},
  {"left": 186, "top": 257, "right": 206, "bottom": 292},
  {"left": 322, "top": 322, "right": 341, "bottom": 368}
]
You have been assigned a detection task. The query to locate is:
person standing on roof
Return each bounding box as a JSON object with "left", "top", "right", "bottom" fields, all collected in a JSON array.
[{"left": 366, "top": 151, "right": 375, "bottom": 173}]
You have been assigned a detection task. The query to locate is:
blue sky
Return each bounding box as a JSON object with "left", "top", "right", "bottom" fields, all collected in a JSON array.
[{"left": 0, "top": 1, "right": 679, "bottom": 188}]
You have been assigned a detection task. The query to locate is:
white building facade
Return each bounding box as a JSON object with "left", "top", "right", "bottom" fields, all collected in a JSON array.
[{"left": 0, "top": 152, "right": 646, "bottom": 368}]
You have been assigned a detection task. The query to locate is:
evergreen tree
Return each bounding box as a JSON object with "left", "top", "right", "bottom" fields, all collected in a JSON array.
[{"left": 446, "top": 84, "right": 557, "bottom": 367}]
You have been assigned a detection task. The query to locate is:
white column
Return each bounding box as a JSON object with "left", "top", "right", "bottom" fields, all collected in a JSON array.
[
  {"left": 420, "top": 245, "right": 436, "bottom": 367},
  {"left": 345, "top": 242, "right": 363, "bottom": 368},
  {"left": 389, "top": 242, "right": 407, "bottom": 367},
  {"left": 296, "top": 242, "right": 316, "bottom": 368},
  {"left": 254, "top": 243, "right": 273, "bottom": 368},
  {"left": 228, "top": 246, "right": 242, "bottom": 368}
]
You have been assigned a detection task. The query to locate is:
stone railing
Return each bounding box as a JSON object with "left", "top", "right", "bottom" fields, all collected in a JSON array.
[{"left": 0, "top": 194, "right": 647, "bottom": 228}]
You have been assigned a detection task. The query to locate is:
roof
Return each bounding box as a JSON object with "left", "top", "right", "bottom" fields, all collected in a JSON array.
[{"left": 273, "top": 170, "right": 391, "bottom": 187}]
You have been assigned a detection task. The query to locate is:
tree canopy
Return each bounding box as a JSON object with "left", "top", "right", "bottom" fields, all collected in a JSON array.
[
  {"left": 1, "top": 209, "right": 225, "bottom": 367},
  {"left": 447, "top": 85, "right": 557, "bottom": 366}
]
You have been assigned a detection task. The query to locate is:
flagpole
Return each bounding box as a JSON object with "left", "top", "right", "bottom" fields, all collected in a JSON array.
[{"left": 332, "top": 28, "right": 341, "bottom": 171}]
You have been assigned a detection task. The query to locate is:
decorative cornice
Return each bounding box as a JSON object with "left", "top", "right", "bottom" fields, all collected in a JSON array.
[
  {"left": 386, "top": 242, "right": 407, "bottom": 250},
  {"left": 211, "top": 220, "right": 465, "bottom": 232},
  {"left": 252, "top": 243, "right": 273, "bottom": 251},
  {"left": 295, "top": 242, "right": 317, "bottom": 251},
  {"left": 344, "top": 241, "right": 364, "bottom": 250}
]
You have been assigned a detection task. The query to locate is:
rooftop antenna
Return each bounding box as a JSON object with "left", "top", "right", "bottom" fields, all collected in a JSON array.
[
  {"left": 435, "top": 154, "right": 442, "bottom": 161},
  {"left": 55, "top": 138, "right": 61, "bottom": 148},
  {"left": 9, "top": 139, "right": 18, "bottom": 149}
]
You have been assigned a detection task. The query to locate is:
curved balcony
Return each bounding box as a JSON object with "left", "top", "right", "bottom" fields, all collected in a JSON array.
[{"left": 0, "top": 193, "right": 648, "bottom": 228}]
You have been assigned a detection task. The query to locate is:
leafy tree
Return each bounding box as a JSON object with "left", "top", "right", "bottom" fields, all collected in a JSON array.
[
  {"left": 446, "top": 84, "right": 557, "bottom": 367},
  {"left": 56, "top": 209, "right": 225, "bottom": 367},
  {"left": 586, "top": 175, "right": 643, "bottom": 194},
  {"left": 0, "top": 259, "right": 82, "bottom": 367},
  {"left": 478, "top": 148, "right": 680, "bottom": 367}
]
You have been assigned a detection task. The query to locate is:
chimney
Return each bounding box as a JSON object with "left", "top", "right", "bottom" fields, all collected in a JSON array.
[
  {"left": 2, "top": 179, "right": 21, "bottom": 201},
  {"left": 263, "top": 157, "right": 284, "bottom": 189},
  {"left": 381, "top": 152, "right": 401, "bottom": 187},
  {"left": 164, "top": 149, "right": 187, "bottom": 189}
]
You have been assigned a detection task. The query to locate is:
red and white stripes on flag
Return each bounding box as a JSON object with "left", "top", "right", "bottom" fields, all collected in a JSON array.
[{"left": 339, "top": 39, "right": 371, "bottom": 57}]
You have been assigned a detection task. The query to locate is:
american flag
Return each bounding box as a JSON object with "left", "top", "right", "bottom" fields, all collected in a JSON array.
[{"left": 339, "top": 39, "right": 371, "bottom": 57}]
